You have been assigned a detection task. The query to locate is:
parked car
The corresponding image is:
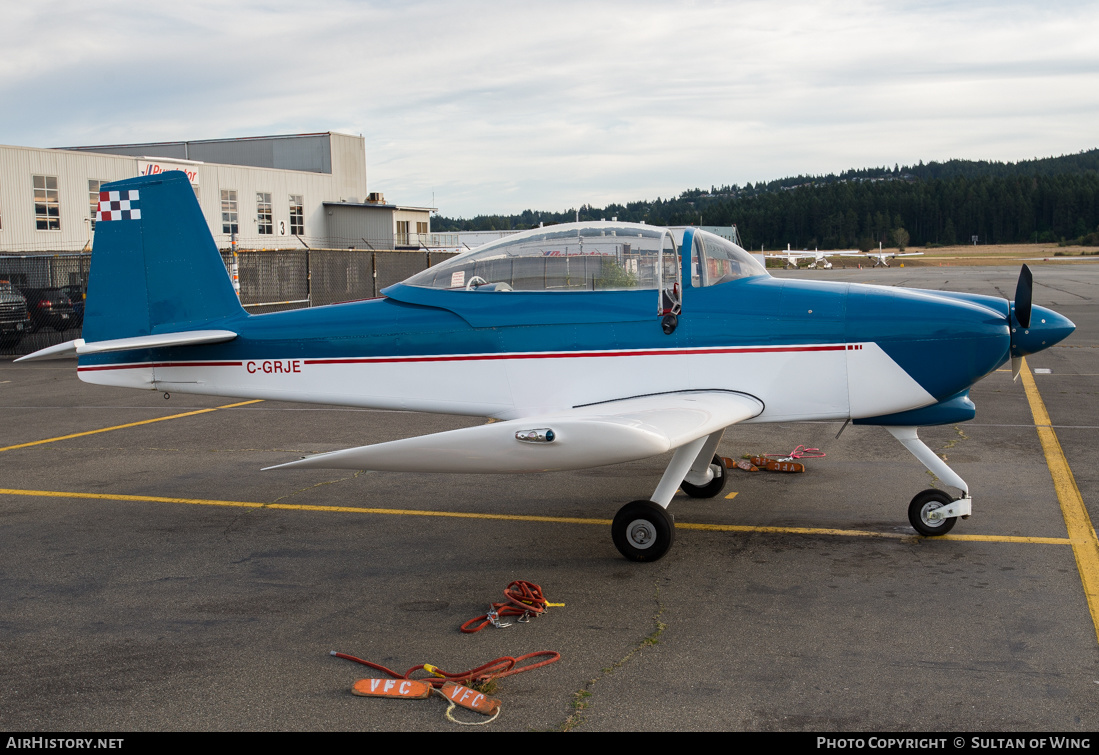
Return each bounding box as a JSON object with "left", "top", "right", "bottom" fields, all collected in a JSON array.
[
  {"left": 0, "top": 280, "right": 29, "bottom": 346},
  {"left": 20, "top": 286, "right": 76, "bottom": 332},
  {"left": 61, "top": 285, "right": 85, "bottom": 327}
]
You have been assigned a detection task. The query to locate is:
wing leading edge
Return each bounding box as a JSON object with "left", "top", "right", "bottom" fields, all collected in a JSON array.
[{"left": 265, "top": 390, "right": 763, "bottom": 474}]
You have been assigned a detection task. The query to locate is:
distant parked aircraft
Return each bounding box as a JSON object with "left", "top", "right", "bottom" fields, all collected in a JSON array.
[
  {"left": 766, "top": 245, "right": 860, "bottom": 269},
  {"left": 864, "top": 242, "right": 924, "bottom": 267}
]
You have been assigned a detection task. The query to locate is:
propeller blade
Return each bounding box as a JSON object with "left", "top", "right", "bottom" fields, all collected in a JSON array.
[
  {"left": 1014, "top": 264, "right": 1033, "bottom": 329},
  {"left": 1011, "top": 355, "right": 1023, "bottom": 383}
]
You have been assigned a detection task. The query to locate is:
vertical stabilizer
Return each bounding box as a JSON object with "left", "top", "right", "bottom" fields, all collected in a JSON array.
[{"left": 83, "top": 171, "right": 245, "bottom": 342}]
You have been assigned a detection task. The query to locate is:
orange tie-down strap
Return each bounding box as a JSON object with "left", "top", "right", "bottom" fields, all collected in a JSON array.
[
  {"left": 352, "top": 676, "right": 501, "bottom": 717},
  {"left": 333, "top": 649, "right": 561, "bottom": 692},
  {"left": 352, "top": 677, "right": 432, "bottom": 699},
  {"left": 724, "top": 456, "right": 806, "bottom": 473},
  {"left": 439, "top": 681, "right": 501, "bottom": 716}
]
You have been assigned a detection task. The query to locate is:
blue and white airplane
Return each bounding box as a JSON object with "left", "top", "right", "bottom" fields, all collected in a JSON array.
[{"left": 19, "top": 172, "right": 1076, "bottom": 561}]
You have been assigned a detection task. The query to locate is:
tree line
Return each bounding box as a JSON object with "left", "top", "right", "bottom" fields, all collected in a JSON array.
[{"left": 433, "top": 149, "right": 1099, "bottom": 249}]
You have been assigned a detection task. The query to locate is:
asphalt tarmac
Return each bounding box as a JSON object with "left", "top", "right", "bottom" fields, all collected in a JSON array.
[{"left": 1, "top": 265, "right": 1096, "bottom": 732}]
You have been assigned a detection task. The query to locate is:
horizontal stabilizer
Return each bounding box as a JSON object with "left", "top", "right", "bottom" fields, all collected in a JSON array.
[
  {"left": 266, "top": 390, "right": 763, "bottom": 474},
  {"left": 14, "top": 330, "right": 238, "bottom": 362}
]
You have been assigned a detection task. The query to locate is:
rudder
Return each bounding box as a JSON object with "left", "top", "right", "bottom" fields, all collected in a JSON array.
[{"left": 84, "top": 171, "right": 245, "bottom": 342}]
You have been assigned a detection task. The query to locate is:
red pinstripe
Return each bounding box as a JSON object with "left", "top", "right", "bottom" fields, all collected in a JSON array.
[{"left": 76, "top": 344, "right": 850, "bottom": 372}]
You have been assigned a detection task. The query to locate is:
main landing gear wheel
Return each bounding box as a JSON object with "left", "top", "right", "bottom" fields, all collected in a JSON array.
[
  {"left": 612, "top": 500, "right": 675, "bottom": 562},
  {"left": 679, "top": 454, "right": 728, "bottom": 499},
  {"left": 908, "top": 489, "right": 958, "bottom": 537}
]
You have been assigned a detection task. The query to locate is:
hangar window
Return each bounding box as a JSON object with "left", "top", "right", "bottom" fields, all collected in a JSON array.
[
  {"left": 33, "top": 175, "right": 60, "bottom": 231},
  {"left": 256, "top": 193, "right": 273, "bottom": 235},
  {"left": 88, "top": 179, "right": 105, "bottom": 231},
  {"left": 221, "top": 190, "right": 238, "bottom": 235},
  {"left": 396, "top": 220, "right": 410, "bottom": 246},
  {"left": 289, "top": 195, "right": 304, "bottom": 236}
]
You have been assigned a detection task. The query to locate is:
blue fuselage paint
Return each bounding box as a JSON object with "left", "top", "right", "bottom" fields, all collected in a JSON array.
[{"left": 80, "top": 272, "right": 1027, "bottom": 409}]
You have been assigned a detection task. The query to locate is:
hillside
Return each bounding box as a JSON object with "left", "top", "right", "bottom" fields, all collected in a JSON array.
[{"left": 433, "top": 149, "right": 1099, "bottom": 250}]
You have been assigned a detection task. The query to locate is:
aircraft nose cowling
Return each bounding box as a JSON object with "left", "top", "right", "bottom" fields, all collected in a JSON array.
[
  {"left": 1011, "top": 305, "right": 1075, "bottom": 357},
  {"left": 848, "top": 286, "right": 1011, "bottom": 401}
]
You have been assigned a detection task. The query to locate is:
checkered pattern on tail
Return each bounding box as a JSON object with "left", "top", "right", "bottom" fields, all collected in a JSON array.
[{"left": 96, "top": 190, "right": 141, "bottom": 221}]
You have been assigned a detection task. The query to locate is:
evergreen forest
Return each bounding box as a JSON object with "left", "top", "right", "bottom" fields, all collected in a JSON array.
[{"left": 433, "top": 149, "right": 1099, "bottom": 251}]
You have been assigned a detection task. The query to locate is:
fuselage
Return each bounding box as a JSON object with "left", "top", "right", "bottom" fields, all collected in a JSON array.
[{"left": 78, "top": 275, "right": 1017, "bottom": 424}]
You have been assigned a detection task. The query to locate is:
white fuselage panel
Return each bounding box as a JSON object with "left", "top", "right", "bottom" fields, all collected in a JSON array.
[{"left": 78, "top": 343, "right": 935, "bottom": 423}]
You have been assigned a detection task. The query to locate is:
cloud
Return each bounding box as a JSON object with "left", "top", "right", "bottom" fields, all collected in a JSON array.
[{"left": 2, "top": 0, "right": 1097, "bottom": 215}]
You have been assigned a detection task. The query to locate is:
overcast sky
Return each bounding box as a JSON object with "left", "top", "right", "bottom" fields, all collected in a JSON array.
[{"left": 3, "top": 0, "right": 1097, "bottom": 217}]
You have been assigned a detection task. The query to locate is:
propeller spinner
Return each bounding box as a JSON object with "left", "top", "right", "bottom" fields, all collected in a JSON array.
[{"left": 1007, "top": 264, "right": 1075, "bottom": 381}]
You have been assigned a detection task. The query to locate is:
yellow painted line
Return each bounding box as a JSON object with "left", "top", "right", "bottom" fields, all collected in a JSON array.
[
  {"left": 0, "top": 487, "right": 1074, "bottom": 545},
  {"left": 0, "top": 487, "right": 610, "bottom": 524},
  {"left": 1019, "top": 357, "right": 1099, "bottom": 644},
  {"left": 676, "top": 521, "right": 1070, "bottom": 544},
  {"left": 929, "top": 533, "right": 1072, "bottom": 545},
  {"left": 0, "top": 399, "right": 264, "bottom": 452},
  {"left": 724, "top": 492, "right": 739, "bottom": 500}
]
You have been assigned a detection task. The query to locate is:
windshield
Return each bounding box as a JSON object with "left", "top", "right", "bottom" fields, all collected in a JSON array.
[
  {"left": 689, "top": 229, "right": 767, "bottom": 285},
  {"left": 404, "top": 222, "right": 676, "bottom": 292}
]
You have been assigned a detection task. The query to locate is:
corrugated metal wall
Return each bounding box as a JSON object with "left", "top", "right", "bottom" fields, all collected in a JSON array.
[
  {"left": 65, "top": 134, "right": 334, "bottom": 174},
  {"left": 324, "top": 204, "right": 396, "bottom": 250},
  {"left": 188, "top": 135, "right": 331, "bottom": 174}
]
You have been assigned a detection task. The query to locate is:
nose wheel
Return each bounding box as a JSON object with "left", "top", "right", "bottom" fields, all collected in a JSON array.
[{"left": 612, "top": 500, "right": 675, "bottom": 562}]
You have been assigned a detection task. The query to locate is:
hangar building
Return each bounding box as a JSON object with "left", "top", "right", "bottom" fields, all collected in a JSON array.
[{"left": 0, "top": 132, "right": 439, "bottom": 254}]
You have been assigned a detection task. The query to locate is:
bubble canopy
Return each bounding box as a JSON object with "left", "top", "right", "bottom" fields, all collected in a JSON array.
[{"left": 402, "top": 222, "right": 766, "bottom": 294}]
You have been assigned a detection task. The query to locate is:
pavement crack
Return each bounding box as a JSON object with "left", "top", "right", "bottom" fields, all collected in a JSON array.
[
  {"left": 558, "top": 582, "right": 666, "bottom": 732},
  {"left": 938, "top": 425, "right": 968, "bottom": 457},
  {"left": 269, "top": 470, "right": 365, "bottom": 505}
]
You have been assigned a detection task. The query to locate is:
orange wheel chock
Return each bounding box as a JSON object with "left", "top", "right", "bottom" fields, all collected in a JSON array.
[
  {"left": 352, "top": 677, "right": 432, "bottom": 699},
  {"left": 439, "top": 681, "right": 501, "bottom": 716}
]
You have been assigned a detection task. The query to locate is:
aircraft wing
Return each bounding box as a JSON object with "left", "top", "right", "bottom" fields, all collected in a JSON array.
[
  {"left": 265, "top": 390, "right": 763, "bottom": 474},
  {"left": 868, "top": 251, "right": 923, "bottom": 259}
]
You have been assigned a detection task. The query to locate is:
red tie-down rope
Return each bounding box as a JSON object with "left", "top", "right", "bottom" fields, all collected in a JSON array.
[
  {"left": 331, "top": 650, "right": 561, "bottom": 689},
  {"left": 460, "top": 580, "right": 551, "bottom": 633},
  {"left": 765, "top": 444, "right": 827, "bottom": 460}
]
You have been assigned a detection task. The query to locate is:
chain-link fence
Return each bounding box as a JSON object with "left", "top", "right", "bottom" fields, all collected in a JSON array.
[{"left": 1, "top": 249, "right": 459, "bottom": 355}]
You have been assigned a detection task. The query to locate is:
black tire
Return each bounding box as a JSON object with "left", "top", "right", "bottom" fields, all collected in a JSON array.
[
  {"left": 908, "top": 489, "right": 958, "bottom": 536},
  {"left": 680, "top": 454, "right": 728, "bottom": 499},
  {"left": 612, "top": 500, "right": 675, "bottom": 562}
]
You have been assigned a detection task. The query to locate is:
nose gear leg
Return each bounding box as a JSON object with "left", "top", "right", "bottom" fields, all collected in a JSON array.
[{"left": 886, "top": 426, "right": 972, "bottom": 535}]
